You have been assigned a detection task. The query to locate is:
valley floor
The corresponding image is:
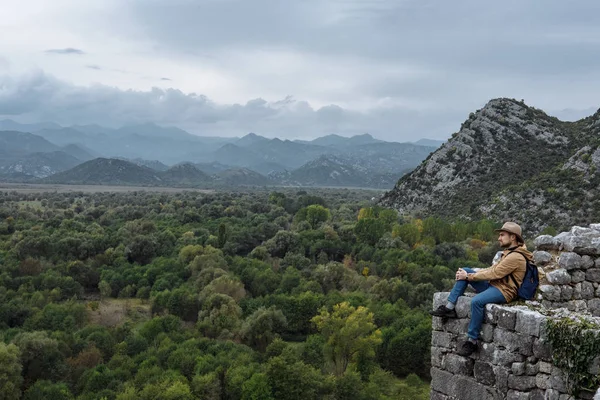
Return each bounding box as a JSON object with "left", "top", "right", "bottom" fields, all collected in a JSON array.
[{"left": 0, "top": 182, "right": 216, "bottom": 193}]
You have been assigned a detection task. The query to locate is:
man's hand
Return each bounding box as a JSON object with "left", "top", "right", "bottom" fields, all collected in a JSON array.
[{"left": 456, "top": 268, "right": 468, "bottom": 281}]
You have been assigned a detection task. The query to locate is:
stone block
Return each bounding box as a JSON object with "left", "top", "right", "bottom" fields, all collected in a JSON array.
[
  {"left": 452, "top": 375, "right": 502, "bottom": 400},
  {"left": 558, "top": 395, "right": 575, "bottom": 400},
  {"left": 573, "top": 282, "right": 583, "bottom": 299},
  {"left": 560, "top": 285, "right": 573, "bottom": 301},
  {"left": 430, "top": 367, "right": 454, "bottom": 396},
  {"left": 433, "top": 292, "right": 450, "bottom": 309},
  {"left": 545, "top": 389, "right": 560, "bottom": 400},
  {"left": 455, "top": 296, "right": 472, "bottom": 318},
  {"left": 562, "top": 236, "right": 600, "bottom": 256},
  {"left": 591, "top": 223, "right": 600, "bottom": 231},
  {"left": 432, "top": 331, "right": 454, "bottom": 349},
  {"left": 515, "top": 310, "right": 544, "bottom": 337},
  {"left": 533, "top": 250, "right": 553, "bottom": 265},
  {"left": 495, "top": 365, "right": 510, "bottom": 392},
  {"left": 485, "top": 304, "right": 500, "bottom": 324},
  {"left": 547, "top": 269, "right": 572, "bottom": 284},
  {"left": 508, "top": 374, "right": 537, "bottom": 390},
  {"left": 588, "top": 298, "right": 600, "bottom": 316},
  {"left": 484, "top": 347, "right": 526, "bottom": 366},
  {"left": 507, "top": 390, "right": 530, "bottom": 400},
  {"left": 525, "top": 362, "right": 539, "bottom": 375},
  {"left": 535, "top": 235, "right": 558, "bottom": 250},
  {"left": 477, "top": 342, "right": 496, "bottom": 362},
  {"left": 538, "top": 361, "right": 552, "bottom": 374},
  {"left": 571, "top": 270, "right": 586, "bottom": 283},
  {"left": 511, "top": 362, "right": 525, "bottom": 375},
  {"left": 536, "top": 373, "right": 551, "bottom": 389},
  {"left": 582, "top": 281, "right": 595, "bottom": 299},
  {"left": 567, "top": 300, "right": 588, "bottom": 312},
  {"left": 494, "top": 329, "right": 534, "bottom": 356},
  {"left": 443, "top": 353, "right": 474, "bottom": 376},
  {"left": 550, "top": 367, "right": 567, "bottom": 393},
  {"left": 432, "top": 316, "right": 444, "bottom": 330},
  {"left": 586, "top": 268, "right": 600, "bottom": 282},
  {"left": 443, "top": 318, "right": 469, "bottom": 335},
  {"left": 558, "top": 252, "right": 582, "bottom": 270},
  {"left": 431, "top": 346, "right": 445, "bottom": 368},
  {"left": 480, "top": 323, "right": 495, "bottom": 342},
  {"left": 533, "top": 338, "right": 552, "bottom": 361},
  {"left": 596, "top": 257, "right": 600, "bottom": 268},
  {"left": 430, "top": 391, "right": 449, "bottom": 400},
  {"left": 497, "top": 308, "right": 517, "bottom": 330},
  {"left": 540, "top": 285, "right": 561, "bottom": 301},
  {"left": 473, "top": 361, "right": 495, "bottom": 385},
  {"left": 582, "top": 255, "right": 595, "bottom": 269},
  {"left": 530, "top": 389, "right": 546, "bottom": 400},
  {"left": 431, "top": 367, "right": 502, "bottom": 400}
]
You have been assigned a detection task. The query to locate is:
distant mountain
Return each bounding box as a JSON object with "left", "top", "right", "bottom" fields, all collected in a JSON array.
[
  {"left": 236, "top": 133, "right": 270, "bottom": 147},
  {"left": 300, "top": 133, "right": 383, "bottom": 147},
  {"left": 43, "top": 158, "right": 164, "bottom": 185},
  {"left": 247, "top": 162, "right": 288, "bottom": 176},
  {"left": 115, "top": 157, "right": 170, "bottom": 171},
  {"left": 0, "top": 151, "right": 82, "bottom": 178},
  {"left": 161, "top": 163, "right": 211, "bottom": 184},
  {"left": 36, "top": 128, "right": 92, "bottom": 147},
  {"left": 214, "top": 168, "right": 269, "bottom": 186},
  {"left": 380, "top": 98, "right": 600, "bottom": 232},
  {"left": 414, "top": 138, "right": 445, "bottom": 148},
  {"left": 115, "top": 123, "right": 199, "bottom": 140},
  {"left": 0, "top": 130, "right": 60, "bottom": 154},
  {"left": 280, "top": 155, "right": 397, "bottom": 188},
  {"left": 212, "top": 143, "right": 264, "bottom": 167},
  {"left": 0, "top": 119, "right": 61, "bottom": 132},
  {"left": 61, "top": 144, "right": 97, "bottom": 161},
  {"left": 195, "top": 162, "right": 232, "bottom": 175}
]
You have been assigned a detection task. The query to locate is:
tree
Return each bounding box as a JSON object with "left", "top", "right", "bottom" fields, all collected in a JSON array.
[
  {"left": 354, "top": 218, "right": 386, "bottom": 246},
  {"left": 23, "top": 380, "right": 73, "bottom": 400},
  {"left": 305, "top": 205, "right": 330, "bottom": 228},
  {"left": 242, "top": 373, "right": 274, "bottom": 400},
  {"left": 0, "top": 342, "right": 22, "bottom": 400},
  {"left": 240, "top": 307, "right": 288, "bottom": 352},
  {"left": 311, "top": 302, "right": 382, "bottom": 376}
]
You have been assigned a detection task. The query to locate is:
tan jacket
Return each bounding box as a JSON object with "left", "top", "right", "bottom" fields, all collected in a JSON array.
[{"left": 467, "top": 245, "right": 533, "bottom": 302}]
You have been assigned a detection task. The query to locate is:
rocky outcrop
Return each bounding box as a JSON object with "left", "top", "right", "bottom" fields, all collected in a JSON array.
[
  {"left": 430, "top": 223, "right": 600, "bottom": 399},
  {"left": 381, "top": 98, "right": 600, "bottom": 233}
]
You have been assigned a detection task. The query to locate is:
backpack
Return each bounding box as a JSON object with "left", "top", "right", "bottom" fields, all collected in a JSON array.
[{"left": 506, "top": 251, "right": 539, "bottom": 300}]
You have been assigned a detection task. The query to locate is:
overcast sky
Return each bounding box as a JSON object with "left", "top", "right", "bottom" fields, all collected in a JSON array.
[{"left": 1, "top": 0, "right": 599, "bottom": 140}]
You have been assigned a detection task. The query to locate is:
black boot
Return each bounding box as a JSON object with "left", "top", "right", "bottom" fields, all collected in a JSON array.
[{"left": 429, "top": 305, "right": 457, "bottom": 318}]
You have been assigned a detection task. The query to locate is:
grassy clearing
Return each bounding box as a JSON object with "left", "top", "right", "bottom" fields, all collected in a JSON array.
[{"left": 87, "top": 298, "right": 151, "bottom": 327}]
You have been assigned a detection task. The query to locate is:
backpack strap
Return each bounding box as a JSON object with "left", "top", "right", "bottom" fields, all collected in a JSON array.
[{"left": 504, "top": 250, "right": 527, "bottom": 288}]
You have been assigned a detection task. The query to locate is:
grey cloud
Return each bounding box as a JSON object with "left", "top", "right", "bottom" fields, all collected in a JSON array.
[
  {"left": 0, "top": 71, "right": 471, "bottom": 140},
  {"left": 45, "top": 48, "right": 85, "bottom": 55},
  {"left": 160, "top": 77, "right": 172, "bottom": 81},
  {"left": 86, "top": 65, "right": 102, "bottom": 70},
  {"left": 117, "top": 0, "right": 600, "bottom": 111}
]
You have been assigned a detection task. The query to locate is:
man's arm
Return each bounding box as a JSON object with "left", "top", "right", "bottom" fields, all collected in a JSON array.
[{"left": 467, "top": 253, "right": 523, "bottom": 281}]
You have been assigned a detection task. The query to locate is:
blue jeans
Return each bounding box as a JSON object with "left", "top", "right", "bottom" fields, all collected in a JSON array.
[{"left": 447, "top": 268, "right": 506, "bottom": 340}]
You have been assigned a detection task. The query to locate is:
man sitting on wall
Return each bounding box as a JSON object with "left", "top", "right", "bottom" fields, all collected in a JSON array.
[{"left": 429, "top": 222, "right": 533, "bottom": 356}]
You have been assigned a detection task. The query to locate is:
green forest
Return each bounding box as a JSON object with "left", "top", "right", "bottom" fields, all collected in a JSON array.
[{"left": 0, "top": 188, "right": 511, "bottom": 400}]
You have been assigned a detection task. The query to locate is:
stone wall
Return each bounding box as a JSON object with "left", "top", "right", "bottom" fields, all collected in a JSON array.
[
  {"left": 430, "top": 224, "right": 600, "bottom": 400},
  {"left": 534, "top": 224, "right": 600, "bottom": 315}
]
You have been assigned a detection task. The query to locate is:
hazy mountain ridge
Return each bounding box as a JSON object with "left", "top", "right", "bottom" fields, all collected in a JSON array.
[
  {"left": 380, "top": 98, "right": 600, "bottom": 232},
  {"left": 0, "top": 119, "right": 440, "bottom": 188}
]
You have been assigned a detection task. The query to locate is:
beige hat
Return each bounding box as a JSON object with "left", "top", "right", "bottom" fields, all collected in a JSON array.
[{"left": 495, "top": 222, "right": 524, "bottom": 243}]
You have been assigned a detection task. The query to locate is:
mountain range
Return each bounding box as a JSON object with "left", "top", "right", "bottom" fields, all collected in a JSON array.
[
  {"left": 0, "top": 121, "right": 439, "bottom": 188},
  {"left": 380, "top": 98, "right": 600, "bottom": 233}
]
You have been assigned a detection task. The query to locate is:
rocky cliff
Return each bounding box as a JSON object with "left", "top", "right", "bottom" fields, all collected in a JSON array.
[{"left": 380, "top": 98, "right": 600, "bottom": 233}]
